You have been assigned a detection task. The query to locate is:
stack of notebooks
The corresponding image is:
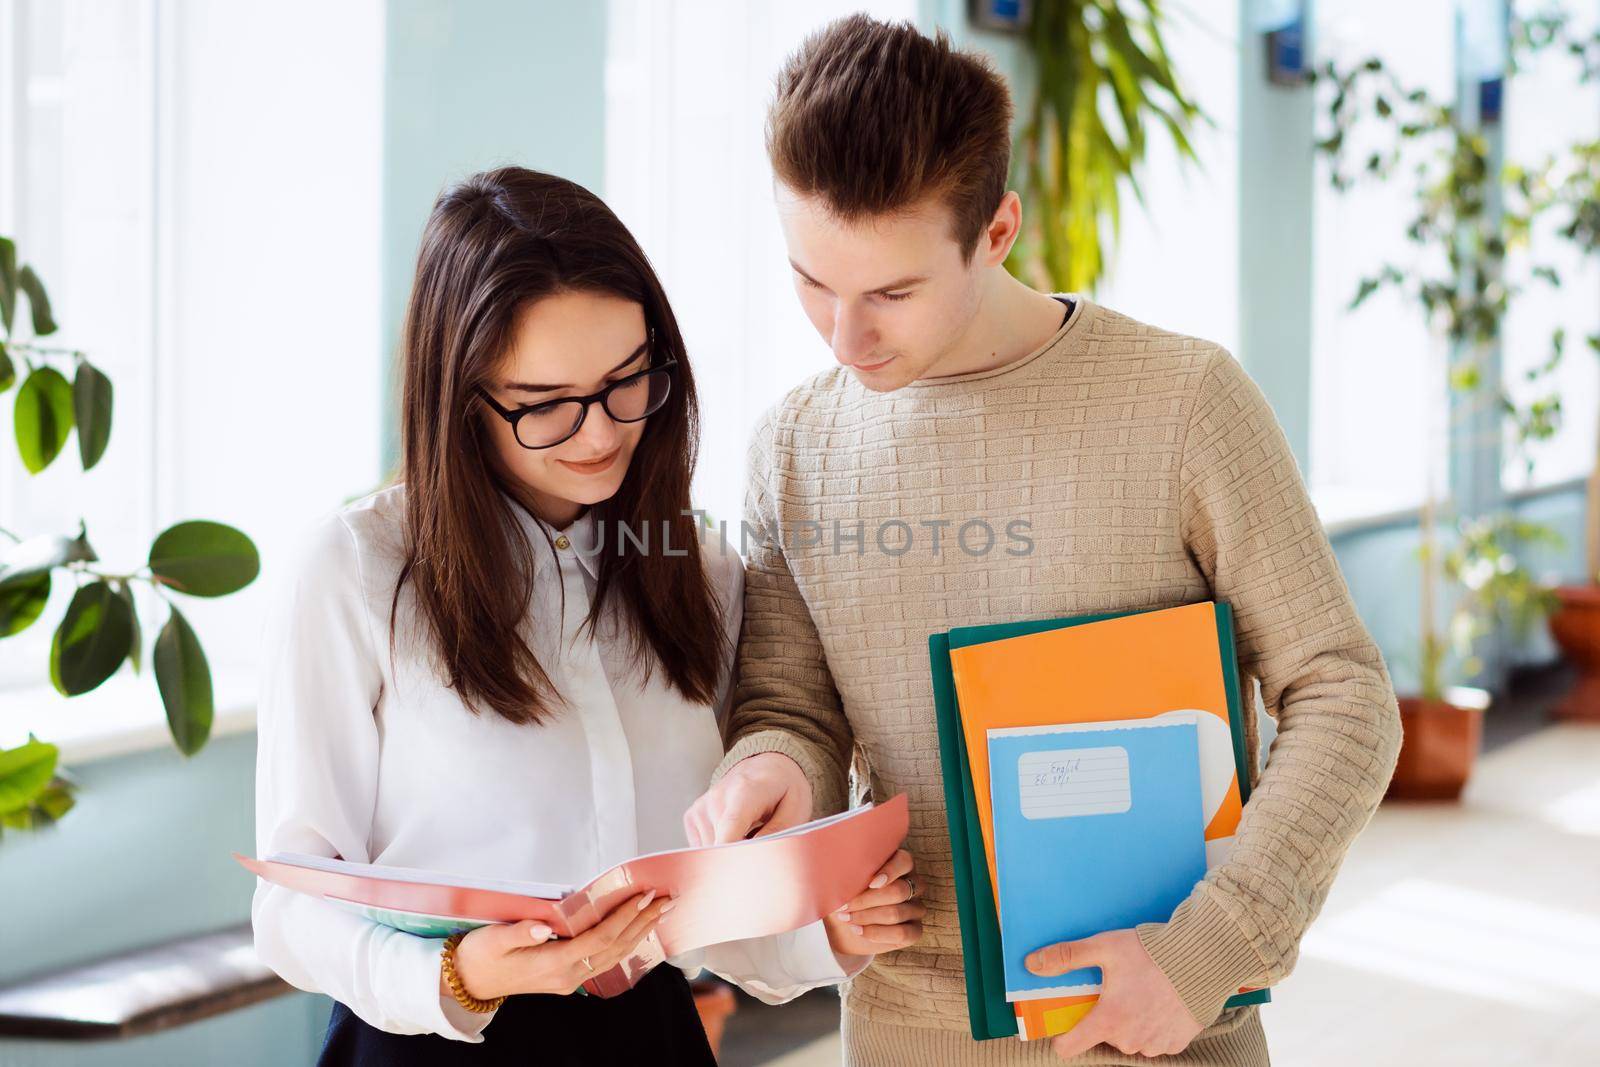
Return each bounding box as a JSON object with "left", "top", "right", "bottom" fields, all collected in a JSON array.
[{"left": 929, "top": 601, "right": 1270, "bottom": 1042}]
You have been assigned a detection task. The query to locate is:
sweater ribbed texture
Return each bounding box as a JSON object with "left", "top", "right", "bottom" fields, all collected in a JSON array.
[
  {"left": 843, "top": 1006, "right": 1270, "bottom": 1066},
  {"left": 715, "top": 297, "right": 1401, "bottom": 1065}
]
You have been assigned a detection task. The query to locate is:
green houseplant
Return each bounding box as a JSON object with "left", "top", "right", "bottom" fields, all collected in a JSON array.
[
  {"left": 1005, "top": 0, "right": 1206, "bottom": 293},
  {"left": 1530, "top": 47, "right": 1600, "bottom": 718},
  {"left": 1310, "top": 11, "right": 1595, "bottom": 797},
  {"left": 0, "top": 237, "right": 260, "bottom": 839}
]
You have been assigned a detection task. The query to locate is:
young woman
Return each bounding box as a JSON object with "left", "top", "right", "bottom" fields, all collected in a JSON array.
[{"left": 251, "top": 167, "right": 925, "bottom": 1065}]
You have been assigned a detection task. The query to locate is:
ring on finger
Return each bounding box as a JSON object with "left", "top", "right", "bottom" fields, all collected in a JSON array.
[
  {"left": 581, "top": 955, "right": 594, "bottom": 974},
  {"left": 904, "top": 876, "right": 917, "bottom": 900}
]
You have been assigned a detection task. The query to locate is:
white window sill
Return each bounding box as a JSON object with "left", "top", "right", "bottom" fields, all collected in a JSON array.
[
  {"left": 0, "top": 666, "right": 258, "bottom": 767},
  {"left": 1506, "top": 473, "right": 1589, "bottom": 505},
  {"left": 1314, "top": 474, "right": 1591, "bottom": 540},
  {"left": 1312, "top": 486, "right": 1428, "bottom": 538}
]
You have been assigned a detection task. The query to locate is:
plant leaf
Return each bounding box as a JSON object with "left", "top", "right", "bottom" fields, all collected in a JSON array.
[
  {"left": 33, "top": 779, "right": 76, "bottom": 821},
  {"left": 1, "top": 775, "right": 78, "bottom": 833},
  {"left": 116, "top": 581, "right": 142, "bottom": 675},
  {"left": 148, "top": 521, "right": 260, "bottom": 597},
  {"left": 0, "top": 738, "right": 57, "bottom": 817},
  {"left": 17, "top": 264, "right": 57, "bottom": 336},
  {"left": 0, "top": 571, "right": 51, "bottom": 637},
  {"left": 0, "top": 340, "right": 14, "bottom": 393},
  {"left": 154, "top": 605, "right": 213, "bottom": 756},
  {"left": 14, "top": 366, "right": 75, "bottom": 474},
  {"left": 0, "top": 237, "right": 16, "bottom": 335},
  {"left": 50, "top": 579, "right": 135, "bottom": 696},
  {"left": 72, "top": 360, "right": 113, "bottom": 470}
]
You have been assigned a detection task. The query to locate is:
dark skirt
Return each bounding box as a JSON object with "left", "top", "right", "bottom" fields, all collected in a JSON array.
[{"left": 316, "top": 963, "right": 718, "bottom": 1067}]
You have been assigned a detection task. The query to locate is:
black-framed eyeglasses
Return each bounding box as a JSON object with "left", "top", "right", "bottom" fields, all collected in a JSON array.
[{"left": 477, "top": 357, "right": 678, "bottom": 450}]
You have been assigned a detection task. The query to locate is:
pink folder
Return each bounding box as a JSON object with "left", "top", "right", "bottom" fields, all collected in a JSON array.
[{"left": 238, "top": 794, "right": 909, "bottom": 997}]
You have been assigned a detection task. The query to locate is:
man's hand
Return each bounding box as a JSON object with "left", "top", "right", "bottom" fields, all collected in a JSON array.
[
  {"left": 822, "top": 848, "right": 925, "bottom": 957},
  {"left": 1026, "top": 929, "right": 1202, "bottom": 1060},
  {"left": 683, "top": 752, "right": 813, "bottom": 846}
]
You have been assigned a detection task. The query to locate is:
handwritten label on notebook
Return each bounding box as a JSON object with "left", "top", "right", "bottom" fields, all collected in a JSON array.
[{"left": 1016, "top": 745, "right": 1132, "bottom": 819}]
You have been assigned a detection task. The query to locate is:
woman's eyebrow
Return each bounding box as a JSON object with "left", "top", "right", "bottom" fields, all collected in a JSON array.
[{"left": 504, "top": 340, "right": 650, "bottom": 393}]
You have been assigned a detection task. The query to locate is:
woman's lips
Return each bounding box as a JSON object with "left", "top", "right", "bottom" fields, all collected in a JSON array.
[{"left": 557, "top": 448, "right": 621, "bottom": 475}]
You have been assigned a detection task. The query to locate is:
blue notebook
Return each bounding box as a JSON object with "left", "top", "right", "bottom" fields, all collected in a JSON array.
[{"left": 987, "top": 715, "right": 1209, "bottom": 1000}]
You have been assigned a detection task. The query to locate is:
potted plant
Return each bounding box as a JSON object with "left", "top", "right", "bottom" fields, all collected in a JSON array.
[
  {"left": 1005, "top": 0, "right": 1206, "bottom": 293},
  {"left": 0, "top": 237, "right": 260, "bottom": 839},
  {"left": 1534, "top": 136, "right": 1600, "bottom": 717},
  {"left": 1393, "top": 509, "right": 1558, "bottom": 799},
  {"left": 1310, "top": 12, "right": 1590, "bottom": 796}
]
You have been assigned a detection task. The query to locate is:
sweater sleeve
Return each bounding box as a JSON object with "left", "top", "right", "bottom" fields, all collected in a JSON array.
[
  {"left": 1134, "top": 346, "right": 1403, "bottom": 1028},
  {"left": 250, "top": 513, "right": 495, "bottom": 1042},
  {"left": 713, "top": 404, "right": 854, "bottom": 819}
]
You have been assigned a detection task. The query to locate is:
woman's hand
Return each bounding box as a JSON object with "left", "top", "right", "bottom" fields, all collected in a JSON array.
[
  {"left": 822, "top": 848, "right": 925, "bottom": 958},
  {"left": 447, "top": 890, "right": 674, "bottom": 1000}
]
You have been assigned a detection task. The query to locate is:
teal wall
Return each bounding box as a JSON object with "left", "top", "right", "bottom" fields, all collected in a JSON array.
[
  {"left": 1237, "top": 1, "right": 1315, "bottom": 472},
  {"left": 379, "top": 0, "right": 608, "bottom": 477}
]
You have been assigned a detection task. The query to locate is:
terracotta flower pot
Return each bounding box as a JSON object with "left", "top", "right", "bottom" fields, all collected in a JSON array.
[
  {"left": 1387, "top": 694, "right": 1485, "bottom": 801},
  {"left": 1548, "top": 584, "right": 1600, "bottom": 722},
  {"left": 691, "top": 978, "right": 737, "bottom": 1058}
]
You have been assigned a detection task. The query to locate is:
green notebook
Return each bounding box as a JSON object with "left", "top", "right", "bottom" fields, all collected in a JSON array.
[{"left": 929, "top": 602, "right": 1269, "bottom": 1042}]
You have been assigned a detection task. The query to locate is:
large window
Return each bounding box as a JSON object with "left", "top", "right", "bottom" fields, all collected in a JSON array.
[
  {"left": 1309, "top": 0, "right": 1461, "bottom": 524},
  {"left": 1501, "top": 1, "right": 1600, "bottom": 491},
  {"left": 0, "top": 1, "right": 383, "bottom": 701}
]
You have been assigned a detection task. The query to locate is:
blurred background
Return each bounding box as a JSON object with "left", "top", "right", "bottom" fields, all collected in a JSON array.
[{"left": 1, "top": 1, "right": 1597, "bottom": 1064}]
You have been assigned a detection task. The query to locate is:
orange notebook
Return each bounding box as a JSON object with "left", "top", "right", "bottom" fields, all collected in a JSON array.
[{"left": 944, "top": 601, "right": 1260, "bottom": 1040}]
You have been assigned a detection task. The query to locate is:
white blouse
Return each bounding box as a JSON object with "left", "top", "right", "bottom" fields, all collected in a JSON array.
[{"left": 251, "top": 483, "right": 857, "bottom": 1043}]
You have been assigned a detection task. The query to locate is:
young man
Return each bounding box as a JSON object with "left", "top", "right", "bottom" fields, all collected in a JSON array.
[{"left": 685, "top": 15, "right": 1401, "bottom": 1066}]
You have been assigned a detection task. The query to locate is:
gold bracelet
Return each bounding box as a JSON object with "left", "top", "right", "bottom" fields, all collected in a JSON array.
[{"left": 441, "top": 932, "right": 506, "bottom": 1014}]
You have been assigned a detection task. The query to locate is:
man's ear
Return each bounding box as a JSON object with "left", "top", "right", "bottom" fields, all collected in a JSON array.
[{"left": 980, "top": 191, "right": 1023, "bottom": 268}]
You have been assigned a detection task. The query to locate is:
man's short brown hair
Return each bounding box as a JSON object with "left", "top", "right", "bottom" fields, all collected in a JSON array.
[{"left": 767, "top": 15, "right": 1013, "bottom": 259}]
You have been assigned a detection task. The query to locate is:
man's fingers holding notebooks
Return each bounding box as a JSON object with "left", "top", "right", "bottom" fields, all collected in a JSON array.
[
  {"left": 1048, "top": 1011, "right": 1110, "bottom": 1060},
  {"left": 1033, "top": 929, "right": 1203, "bottom": 1060}
]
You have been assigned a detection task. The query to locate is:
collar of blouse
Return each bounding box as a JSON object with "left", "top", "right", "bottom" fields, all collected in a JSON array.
[{"left": 503, "top": 492, "right": 602, "bottom": 585}]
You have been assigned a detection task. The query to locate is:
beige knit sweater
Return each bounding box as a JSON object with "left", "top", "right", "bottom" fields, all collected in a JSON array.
[{"left": 713, "top": 296, "right": 1402, "bottom": 1066}]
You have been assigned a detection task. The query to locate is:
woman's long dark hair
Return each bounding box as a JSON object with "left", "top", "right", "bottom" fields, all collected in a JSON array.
[{"left": 388, "top": 166, "right": 725, "bottom": 725}]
